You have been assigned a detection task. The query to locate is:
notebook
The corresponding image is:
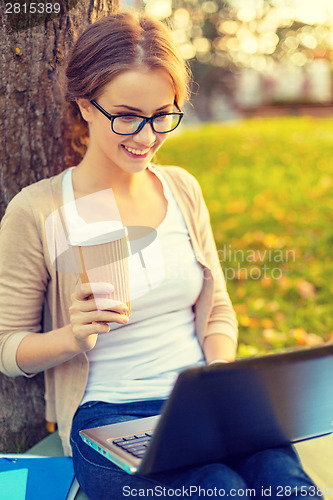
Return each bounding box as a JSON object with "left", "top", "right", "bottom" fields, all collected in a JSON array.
[{"left": 80, "top": 343, "right": 333, "bottom": 476}]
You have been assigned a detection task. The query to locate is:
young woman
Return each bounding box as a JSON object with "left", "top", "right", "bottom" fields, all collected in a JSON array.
[{"left": 0, "top": 11, "right": 321, "bottom": 499}]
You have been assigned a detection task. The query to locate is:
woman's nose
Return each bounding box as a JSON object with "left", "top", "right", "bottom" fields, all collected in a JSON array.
[{"left": 133, "top": 121, "right": 156, "bottom": 146}]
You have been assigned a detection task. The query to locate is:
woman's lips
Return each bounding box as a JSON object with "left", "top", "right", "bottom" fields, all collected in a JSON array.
[{"left": 122, "top": 145, "right": 150, "bottom": 158}]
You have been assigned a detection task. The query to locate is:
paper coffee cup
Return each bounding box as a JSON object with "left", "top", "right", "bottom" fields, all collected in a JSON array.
[{"left": 68, "top": 222, "right": 131, "bottom": 316}]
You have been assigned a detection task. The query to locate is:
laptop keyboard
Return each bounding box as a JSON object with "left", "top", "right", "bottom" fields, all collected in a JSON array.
[{"left": 112, "top": 431, "right": 153, "bottom": 459}]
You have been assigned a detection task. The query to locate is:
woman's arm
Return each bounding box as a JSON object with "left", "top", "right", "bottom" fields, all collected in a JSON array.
[
  {"left": 0, "top": 190, "right": 128, "bottom": 376},
  {"left": 203, "top": 333, "right": 237, "bottom": 364},
  {"left": 192, "top": 176, "right": 239, "bottom": 352},
  {"left": 16, "top": 324, "right": 79, "bottom": 374},
  {"left": 16, "top": 282, "right": 129, "bottom": 374},
  {"left": 16, "top": 283, "right": 128, "bottom": 374},
  {"left": 0, "top": 190, "right": 49, "bottom": 377}
]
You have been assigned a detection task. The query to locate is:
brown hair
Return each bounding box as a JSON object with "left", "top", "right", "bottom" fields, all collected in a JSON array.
[{"left": 64, "top": 11, "right": 191, "bottom": 158}]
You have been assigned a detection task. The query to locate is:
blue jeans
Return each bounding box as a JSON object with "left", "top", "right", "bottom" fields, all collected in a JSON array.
[{"left": 70, "top": 401, "right": 321, "bottom": 500}]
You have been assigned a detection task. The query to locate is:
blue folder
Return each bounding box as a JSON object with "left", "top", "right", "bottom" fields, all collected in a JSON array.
[{"left": 0, "top": 457, "right": 74, "bottom": 500}]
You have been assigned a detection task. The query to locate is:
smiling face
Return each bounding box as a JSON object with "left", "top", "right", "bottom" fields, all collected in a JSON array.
[{"left": 77, "top": 67, "right": 176, "bottom": 177}]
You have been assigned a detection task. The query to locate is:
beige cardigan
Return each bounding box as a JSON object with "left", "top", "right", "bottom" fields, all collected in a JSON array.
[{"left": 0, "top": 165, "right": 238, "bottom": 455}]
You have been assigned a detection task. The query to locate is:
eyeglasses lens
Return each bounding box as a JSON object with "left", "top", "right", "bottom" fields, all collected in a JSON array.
[
  {"left": 112, "top": 114, "right": 181, "bottom": 135},
  {"left": 153, "top": 114, "right": 180, "bottom": 133}
]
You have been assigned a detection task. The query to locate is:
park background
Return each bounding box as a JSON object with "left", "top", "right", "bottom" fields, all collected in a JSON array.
[
  {"left": 0, "top": 0, "right": 332, "bottom": 453},
  {"left": 138, "top": 0, "right": 333, "bottom": 355}
]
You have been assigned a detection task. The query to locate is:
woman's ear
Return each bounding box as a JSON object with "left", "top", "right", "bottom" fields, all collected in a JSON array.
[{"left": 76, "top": 98, "right": 93, "bottom": 123}]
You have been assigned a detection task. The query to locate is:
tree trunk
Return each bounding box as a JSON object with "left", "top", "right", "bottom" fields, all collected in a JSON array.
[{"left": 0, "top": 0, "right": 117, "bottom": 452}]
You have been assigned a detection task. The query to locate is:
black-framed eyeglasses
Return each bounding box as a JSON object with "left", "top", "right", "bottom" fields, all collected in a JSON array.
[{"left": 90, "top": 99, "right": 184, "bottom": 135}]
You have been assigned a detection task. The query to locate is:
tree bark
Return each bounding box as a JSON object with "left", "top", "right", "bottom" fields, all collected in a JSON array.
[{"left": 0, "top": 0, "right": 117, "bottom": 452}]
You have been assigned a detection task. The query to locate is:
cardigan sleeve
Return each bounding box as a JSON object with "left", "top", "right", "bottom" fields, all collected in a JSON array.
[
  {"left": 0, "top": 189, "right": 49, "bottom": 377},
  {"left": 173, "top": 168, "right": 238, "bottom": 345},
  {"left": 194, "top": 181, "right": 238, "bottom": 344}
]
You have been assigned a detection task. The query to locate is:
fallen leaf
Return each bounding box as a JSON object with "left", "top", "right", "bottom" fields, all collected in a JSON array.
[
  {"left": 275, "top": 312, "right": 286, "bottom": 322},
  {"left": 263, "top": 329, "right": 287, "bottom": 345},
  {"left": 290, "top": 327, "right": 308, "bottom": 345},
  {"left": 277, "top": 275, "right": 292, "bottom": 290},
  {"left": 225, "top": 198, "right": 247, "bottom": 214},
  {"left": 261, "top": 275, "right": 273, "bottom": 288},
  {"left": 237, "top": 343, "right": 260, "bottom": 357},
  {"left": 290, "top": 328, "right": 323, "bottom": 346},
  {"left": 296, "top": 278, "right": 316, "bottom": 299},
  {"left": 233, "top": 303, "right": 248, "bottom": 313},
  {"left": 239, "top": 315, "right": 251, "bottom": 327},
  {"left": 261, "top": 318, "right": 275, "bottom": 329}
]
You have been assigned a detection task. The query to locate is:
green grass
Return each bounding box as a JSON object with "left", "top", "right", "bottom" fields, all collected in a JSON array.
[{"left": 156, "top": 117, "right": 333, "bottom": 355}]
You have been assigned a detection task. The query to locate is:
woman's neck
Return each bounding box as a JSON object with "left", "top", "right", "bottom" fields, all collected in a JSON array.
[{"left": 72, "top": 149, "right": 149, "bottom": 198}]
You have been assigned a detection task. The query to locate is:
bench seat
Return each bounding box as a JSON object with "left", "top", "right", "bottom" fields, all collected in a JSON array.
[
  {"left": 27, "top": 432, "right": 88, "bottom": 500},
  {"left": 27, "top": 431, "right": 333, "bottom": 499},
  {"left": 295, "top": 434, "right": 333, "bottom": 498}
]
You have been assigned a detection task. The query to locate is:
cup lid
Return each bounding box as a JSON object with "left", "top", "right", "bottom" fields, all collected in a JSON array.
[{"left": 68, "top": 221, "right": 127, "bottom": 246}]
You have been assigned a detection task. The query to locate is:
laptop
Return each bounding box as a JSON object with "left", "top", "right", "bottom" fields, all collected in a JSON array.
[{"left": 80, "top": 343, "right": 333, "bottom": 476}]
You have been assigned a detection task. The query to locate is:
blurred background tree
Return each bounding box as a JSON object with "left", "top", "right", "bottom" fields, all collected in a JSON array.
[
  {"left": 142, "top": 0, "right": 333, "bottom": 120},
  {"left": 0, "top": 0, "right": 117, "bottom": 453}
]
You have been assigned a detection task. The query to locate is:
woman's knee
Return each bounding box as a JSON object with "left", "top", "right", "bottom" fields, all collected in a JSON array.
[{"left": 188, "top": 462, "right": 248, "bottom": 492}]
